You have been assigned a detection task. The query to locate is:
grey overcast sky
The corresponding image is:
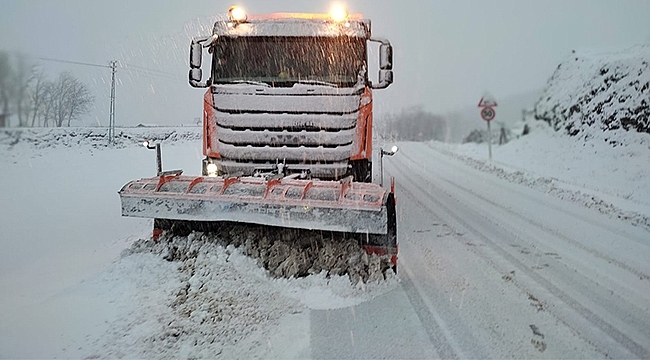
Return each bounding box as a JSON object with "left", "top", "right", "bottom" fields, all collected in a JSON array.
[{"left": 1, "top": 0, "right": 649, "bottom": 126}]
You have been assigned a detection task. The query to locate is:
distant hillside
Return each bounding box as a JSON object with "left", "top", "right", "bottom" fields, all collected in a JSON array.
[{"left": 534, "top": 45, "right": 650, "bottom": 137}]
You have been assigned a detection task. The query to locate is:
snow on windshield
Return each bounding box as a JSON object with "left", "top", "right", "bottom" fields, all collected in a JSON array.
[{"left": 212, "top": 36, "right": 366, "bottom": 87}]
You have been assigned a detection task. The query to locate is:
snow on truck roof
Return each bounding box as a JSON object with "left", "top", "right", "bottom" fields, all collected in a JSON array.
[{"left": 212, "top": 13, "right": 371, "bottom": 38}]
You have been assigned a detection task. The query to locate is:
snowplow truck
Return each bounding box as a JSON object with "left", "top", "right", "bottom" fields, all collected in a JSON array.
[{"left": 119, "top": 6, "right": 397, "bottom": 265}]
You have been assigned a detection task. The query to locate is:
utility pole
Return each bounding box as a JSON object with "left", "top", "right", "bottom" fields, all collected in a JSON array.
[
  {"left": 108, "top": 60, "right": 117, "bottom": 145},
  {"left": 37, "top": 57, "right": 117, "bottom": 139}
]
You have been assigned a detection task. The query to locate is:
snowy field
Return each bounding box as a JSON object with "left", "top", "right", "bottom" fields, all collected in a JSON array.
[
  {"left": 0, "top": 127, "right": 397, "bottom": 359},
  {"left": 0, "top": 123, "right": 648, "bottom": 358}
]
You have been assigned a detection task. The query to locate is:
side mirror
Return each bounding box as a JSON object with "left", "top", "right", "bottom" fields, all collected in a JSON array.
[
  {"left": 189, "top": 36, "right": 212, "bottom": 88},
  {"left": 369, "top": 37, "right": 394, "bottom": 89},
  {"left": 189, "top": 68, "right": 203, "bottom": 85},
  {"left": 190, "top": 41, "right": 203, "bottom": 69},
  {"left": 372, "top": 70, "right": 393, "bottom": 89},
  {"left": 379, "top": 44, "right": 393, "bottom": 70}
]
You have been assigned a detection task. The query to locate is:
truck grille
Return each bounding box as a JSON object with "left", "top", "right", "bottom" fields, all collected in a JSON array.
[{"left": 209, "top": 89, "right": 362, "bottom": 177}]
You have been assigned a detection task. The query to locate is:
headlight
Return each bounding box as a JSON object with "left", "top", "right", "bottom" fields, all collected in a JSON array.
[{"left": 206, "top": 163, "right": 218, "bottom": 176}]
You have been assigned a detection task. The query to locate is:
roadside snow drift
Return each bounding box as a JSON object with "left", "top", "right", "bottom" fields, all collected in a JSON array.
[{"left": 535, "top": 45, "right": 650, "bottom": 138}]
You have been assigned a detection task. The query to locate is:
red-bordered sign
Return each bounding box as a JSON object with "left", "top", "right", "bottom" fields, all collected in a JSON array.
[
  {"left": 480, "top": 106, "right": 496, "bottom": 121},
  {"left": 478, "top": 92, "right": 498, "bottom": 107}
]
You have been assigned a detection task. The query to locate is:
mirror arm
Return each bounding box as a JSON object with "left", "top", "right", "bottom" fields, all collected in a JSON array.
[
  {"left": 369, "top": 37, "right": 391, "bottom": 46},
  {"left": 371, "top": 70, "right": 393, "bottom": 89}
]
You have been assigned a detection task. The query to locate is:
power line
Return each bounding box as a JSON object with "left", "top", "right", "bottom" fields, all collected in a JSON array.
[
  {"left": 37, "top": 57, "right": 111, "bottom": 69},
  {"left": 38, "top": 56, "right": 117, "bottom": 145},
  {"left": 122, "top": 63, "right": 181, "bottom": 78},
  {"left": 121, "top": 67, "right": 184, "bottom": 81},
  {"left": 39, "top": 57, "right": 182, "bottom": 80},
  {"left": 39, "top": 57, "right": 184, "bottom": 80}
]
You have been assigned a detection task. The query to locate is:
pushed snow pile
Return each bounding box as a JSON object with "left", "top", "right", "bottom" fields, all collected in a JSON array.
[
  {"left": 84, "top": 232, "right": 396, "bottom": 358},
  {"left": 154, "top": 221, "right": 395, "bottom": 284},
  {"left": 0, "top": 126, "right": 201, "bottom": 150},
  {"left": 98, "top": 237, "right": 302, "bottom": 358},
  {"left": 535, "top": 45, "right": 650, "bottom": 141}
]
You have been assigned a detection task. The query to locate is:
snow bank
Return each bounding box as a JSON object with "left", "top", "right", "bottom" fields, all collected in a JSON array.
[
  {"left": 430, "top": 121, "right": 650, "bottom": 230},
  {"left": 535, "top": 45, "right": 650, "bottom": 140},
  {"left": 0, "top": 126, "right": 202, "bottom": 151},
  {"left": 441, "top": 46, "right": 650, "bottom": 230}
]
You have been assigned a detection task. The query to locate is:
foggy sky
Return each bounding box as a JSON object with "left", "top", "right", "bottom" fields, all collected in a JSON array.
[{"left": 1, "top": 0, "right": 648, "bottom": 127}]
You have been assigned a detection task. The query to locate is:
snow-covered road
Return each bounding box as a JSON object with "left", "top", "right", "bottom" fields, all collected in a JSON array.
[
  {"left": 1, "top": 128, "right": 648, "bottom": 358},
  {"left": 386, "top": 142, "right": 650, "bottom": 358}
]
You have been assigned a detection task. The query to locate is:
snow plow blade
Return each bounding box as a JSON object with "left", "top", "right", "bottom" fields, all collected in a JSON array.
[{"left": 119, "top": 174, "right": 396, "bottom": 245}]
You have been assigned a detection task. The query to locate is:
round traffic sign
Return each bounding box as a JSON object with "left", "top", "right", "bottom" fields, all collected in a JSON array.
[{"left": 480, "top": 106, "right": 496, "bottom": 122}]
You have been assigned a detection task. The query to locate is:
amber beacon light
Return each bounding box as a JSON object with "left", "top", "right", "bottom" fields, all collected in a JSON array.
[{"left": 228, "top": 6, "right": 248, "bottom": 22}]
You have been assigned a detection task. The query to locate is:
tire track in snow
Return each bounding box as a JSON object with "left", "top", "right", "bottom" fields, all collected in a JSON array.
[
  {"left": 398, "top": 263, "right": 468, "bottom": 359},
  {"left": 427, "top": 142, "right": 650, "bottom": 231},
  {"left": 398, "top": 144, "right": 650, "bottom": 294},
  {"left": 424, "top": 143, "right": 648, "bottom": 241},
  {"left": 389, "top": 145, "right": 650, "bottom": 359},
  {"left": 397, "top": 186, "right": 617, "bottom": 357},
  {"left": 407, "top": 151, "right": 650, "bottom": 282}
]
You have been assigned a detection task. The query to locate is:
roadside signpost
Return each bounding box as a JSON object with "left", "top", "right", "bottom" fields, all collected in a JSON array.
[{"left": 478, "top": 92, "right": 498, "bottom": 161}]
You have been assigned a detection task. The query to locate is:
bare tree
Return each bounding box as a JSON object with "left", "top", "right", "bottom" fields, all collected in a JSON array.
[
  {"left": 40, "top": 80, "right": 55, "bottom": 127},
  {"left": 0, "top": 52, "right": 12, "bottom": 127},
  {"left": 29, "top": 69, "right": 48, "bottom": 127},
  {"left": 384, "top": 106, "right": 448, "bottom": 141},
  {"left": 45, "top": 72, "right": 94, "bottom": 127},
  {"left": 0, "top": 53, "right": 95, "bottom": 128},
  {"left": 13, "top": 54, "right": 36, "bottom": 127},
  {"left": 0, "top": 52, "right": 39, "bottom": 127}
]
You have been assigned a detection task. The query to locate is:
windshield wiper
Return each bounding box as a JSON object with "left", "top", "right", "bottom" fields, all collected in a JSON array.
[
  {"left": 296, "top": 79, "right": 338, "bottom": 88},
  {"left": 221, "top": 80, "right": 270, "bottom": 87}
]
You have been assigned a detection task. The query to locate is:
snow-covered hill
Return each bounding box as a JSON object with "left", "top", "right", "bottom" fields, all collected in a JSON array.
[
  {"left": 535, "top": 45, "right": 650, "bottom": 140},
  {"left": 451, "top": 45, "right": 650, "bottom": 222}
]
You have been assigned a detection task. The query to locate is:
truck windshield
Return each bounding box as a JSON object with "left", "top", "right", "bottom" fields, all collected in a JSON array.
[{"left": 212, "top": 36, "right": 366, "bottom": 87}]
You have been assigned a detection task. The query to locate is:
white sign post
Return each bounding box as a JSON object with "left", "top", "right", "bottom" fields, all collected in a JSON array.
[{"left": 478, "top": 92, "right": 498, "bottom": 161}]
